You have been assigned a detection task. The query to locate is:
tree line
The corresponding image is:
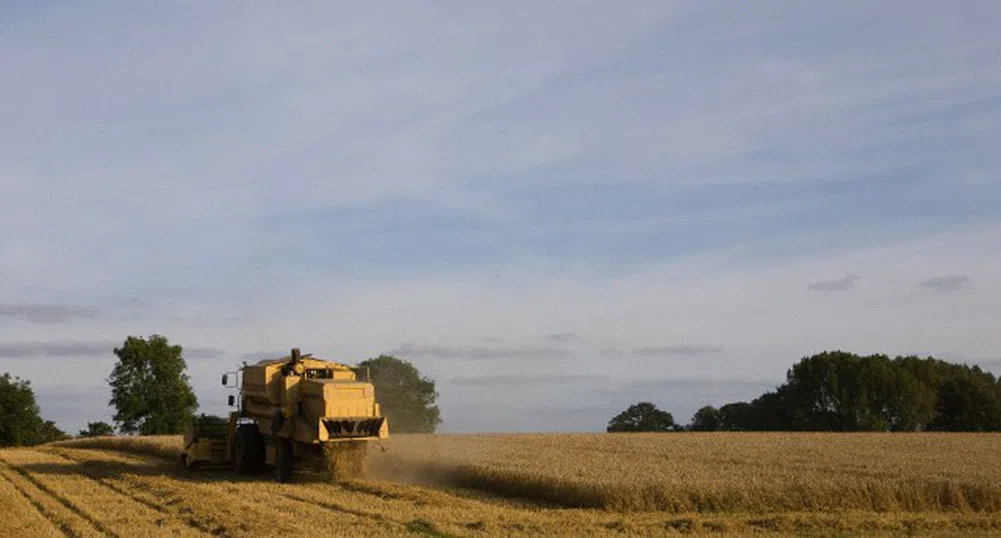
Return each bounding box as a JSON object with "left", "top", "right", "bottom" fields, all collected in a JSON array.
[
  {"left": 608, "top": 351, "right": 1001, "bottom": 432},
  {"left": 6, "top": 343, "right": 998, "bottom": 446},
  {"left": 1, "top": 334, "right": 441, "bottom": 447}
]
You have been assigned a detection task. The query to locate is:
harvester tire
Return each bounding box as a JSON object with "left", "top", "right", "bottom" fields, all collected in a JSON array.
[
  {"left": 275, "top": 438, "right": 294, "bottom": 483},
  {"left": 234, "top": 424, "right": 265, "bottom": 474}
]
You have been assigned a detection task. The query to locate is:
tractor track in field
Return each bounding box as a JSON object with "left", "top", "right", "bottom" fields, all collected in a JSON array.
[
  {"left": 41, "top": 448, "right": 226, "bottom": 537},
  {"left": 0, "top": 455, "right": 112, "bottom": 537},
  {"left": 48, "top": 445, "right": 449, "bottom": 536},
  {"left": 274, "top": 490, "right": 462, "bottom": 538},
  {"left": 44, "top": 446, "right": 411, "bottom": 536},
  {"left": 0, "top": 461, "right": 76, "bottom": 537},
  {"left": 278, "top": 490, "right": 393, "bottom": 523}
]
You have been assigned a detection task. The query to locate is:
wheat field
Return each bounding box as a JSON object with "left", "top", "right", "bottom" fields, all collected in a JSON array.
[
  {"left": 369, "top": 432, "right": 1001, "bottom": 512},
  {"left": 0, "top": 433, "right": 999, "bottom": 536}
]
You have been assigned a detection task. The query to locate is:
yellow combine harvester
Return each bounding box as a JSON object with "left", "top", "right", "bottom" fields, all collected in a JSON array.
[{"left": 180, "top": 348, "right": 388, "bottom": 482}]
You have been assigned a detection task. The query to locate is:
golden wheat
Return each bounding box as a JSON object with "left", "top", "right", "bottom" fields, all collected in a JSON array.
[
  {"left": 0, "top": 451, "right": 105, "bottom": 537},
  {"left": 369, "top": 432, "right": 1001, "bottom": 513},
  {"left": 0, "top": 467, "right": 64, "bottom": 537},
  {"left": 4, "top": 432, "right": 999, "bottom": 536},
  {"left": 1, "top": 447, "right": 208, "bottom": 537},
  {"left": 28, "top": 442, "right": 1001, "bottom": 536},
  {"left": 53, "top": 434, "right": 181, "bottom": 461}
]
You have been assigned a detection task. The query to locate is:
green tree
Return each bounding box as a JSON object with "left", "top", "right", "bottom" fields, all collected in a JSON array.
[
  {"left": 690, "top": 352, "right": 999, "bottom": 433},
  {"left": 688, "top": 405, "right": 721, "bottom": 431},
  {"left": 896, "top": 356, "right": 1001, "bottom": 431},
  {"left": 0, "top": 373, "right": 67, "bottom": 446},
  {"left": 39, "top": 420, "right": 69, "bottom": 443},
  {"left": 717, "top": 401, "right": 755, "bottom": 431},
  {"left": 607, "top": 402, "right": 677, "bottom": 432},
  {"left": 78, "top": 421, "right": 115, "bottom": 437},
  {"left": 930, "top": 375, "right": 1001, "bottom": 431},
  {"left": 780, "top": 351, "right": 935, "bottom": 431},
  {"left": 107, "top": 335, "right": 198, "bottom": 435},
  {"left": 356, "top": 355, "right": 441, "bottom": 433},
  {"left": 747, "top": 391, "right": 791, "bottom": 430}
]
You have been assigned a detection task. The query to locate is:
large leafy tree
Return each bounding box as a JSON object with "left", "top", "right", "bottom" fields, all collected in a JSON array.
[
  {"left": 356, "top": 355, "right": 441, "bottom": 433},
  {"left": 780, "top": 351, "right": 937, "bottom": 431},
  {"left": 688, "top": 405, "right": 722, "bottom": 431},
  {"left": 930, "top": 375, "right": 1001, "bottom": 431},
  {"left": 108, "top": 335, "right": 198, "bottom": 435},
  {"left": 607, "top": 402, "right": 677, "bottom": 432},
  {"left": 0, "top": 373, "right": 67, "bottom": 446}
]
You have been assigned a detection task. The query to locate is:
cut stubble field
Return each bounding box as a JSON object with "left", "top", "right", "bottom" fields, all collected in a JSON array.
[{"left": 1, "top": 432, "right": 1000, "bottom": 537}]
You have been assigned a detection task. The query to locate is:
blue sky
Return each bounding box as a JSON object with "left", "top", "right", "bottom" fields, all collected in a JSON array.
[{"left": 2, "top": 2, "right": 1000, "bottom": 434}]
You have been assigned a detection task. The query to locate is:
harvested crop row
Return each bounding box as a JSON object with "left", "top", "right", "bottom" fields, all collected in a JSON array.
[
  {"left": 0, "top": 454, "right": 103, "bottom": 537},
  {"left": 0, "top": 465, "right": 66, "bottom": 537},
  {"left": 46, "top": 446, "right": 407, "bottom": 538},
  {"left": 1, "top": 448, "right": 210, "bottom": 537}
]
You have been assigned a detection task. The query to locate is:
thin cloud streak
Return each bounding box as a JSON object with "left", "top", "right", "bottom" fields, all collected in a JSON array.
[
  {"left": 238, "top": 351, "right": 284, "bottom": 363},
  {"left": 919, "top": 274, "right": 971, "bottom": 292},
  {"left": 600, "top": 345, "right": 725, "bottom": 358},
  {"left": 542, "top": 332, "right": 579, "bottom": 343},
  {"left": 625, "top": 377, "right": 779, "bottom": 392},
  {"left": 184, "top": 347, "right": 226, "bottom": 360},
  {"left": 450, "top": 374, "right": 608, "bottom": 387},
  {"left": 808, "top": 274, "right": 861, "bottom": 291},
  {"left": 390, "top": 343, "right": 572, "bottom": 360},
  {"left": 0, "top": 303, "right": 100, "bottom": 323},
  {"left": 0, "top": 341, "right": 115, "bottom": 358},
  {"left": 0, "top": 341, "right": 224, "bottom": 360}
]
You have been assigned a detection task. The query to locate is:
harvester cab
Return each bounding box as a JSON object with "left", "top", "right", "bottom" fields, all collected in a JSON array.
[{"left": 181, "top": 348, "right": 388, "bottom": 482}]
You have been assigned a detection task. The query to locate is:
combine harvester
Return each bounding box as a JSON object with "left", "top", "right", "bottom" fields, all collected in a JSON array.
[{"left": 180, "top": 348, "right": 389, "bottom": 482}]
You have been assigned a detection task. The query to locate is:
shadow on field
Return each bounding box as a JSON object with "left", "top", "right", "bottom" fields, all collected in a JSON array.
[
  {"left": 28, "top": 448, "right": 567, "bottom": 512},
  {"left": 26, "top": 450, "right": 342, "bottom": 487}
]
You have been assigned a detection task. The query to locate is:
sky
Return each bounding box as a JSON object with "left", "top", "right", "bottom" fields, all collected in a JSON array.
[{"left": 2, "top": 2, "right": 1000, "bottom": 435}]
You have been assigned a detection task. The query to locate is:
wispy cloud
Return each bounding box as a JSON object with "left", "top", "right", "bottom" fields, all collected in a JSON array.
[
  {"left": 0, "top": 340, "right": 223, "bottom": 360},
  {"left": 0, "top": 303, "right": 100, "bottom": 323},
  {"left": 625, "top": 376, "right": 778, "bottom": 392},
  {"left": 450, "top": 373, "right": 607, "bottom": 387},
  {"left": 807, "top": 274, "right": 861, "bottom": 292},
  {"left": 0, "top": 340, "right": 114, "bottom": 358},
  {"left": 600, "top": 345, "right": 724, "bottom": 358},
  {"left": 918, "top": 274, "right": 971, "bottom": 292},
  {"left": 389, "top": 342, "right": 572, "bottom": 360},
  {"left": 542, "top": 332, "right": 579, "bottom": 343},
  {"left": 238, "top": 351, "right": 284, "bottom": 363},
  {"left": 184, "top": 347, "right": 225, "bottom": 360}
]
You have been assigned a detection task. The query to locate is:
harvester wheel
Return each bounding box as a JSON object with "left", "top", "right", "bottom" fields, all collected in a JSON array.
[
  {"left": 181, "top": 452, "right": 201, "bottom": 470},
  {"left": 275, "top": 438, "right": 294, "bottom": 483},
  {"left": 234, "top": 424, "right": 265, "bottom": 474}
]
